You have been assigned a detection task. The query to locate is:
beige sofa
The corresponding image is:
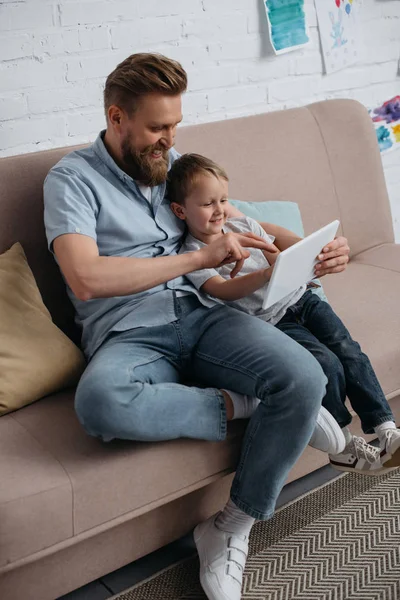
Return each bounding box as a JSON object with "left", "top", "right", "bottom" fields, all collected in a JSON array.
[{"left": 1, "top": 99, "right": 399, "bottom": 600}]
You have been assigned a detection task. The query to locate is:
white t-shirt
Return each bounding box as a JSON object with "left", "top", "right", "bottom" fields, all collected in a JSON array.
[{"left": 138, "top": 184, "right": 152, "bottom": 202}]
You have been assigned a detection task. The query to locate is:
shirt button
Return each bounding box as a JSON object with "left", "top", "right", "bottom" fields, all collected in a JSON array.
[{"left": 75, "top": 227, "right": 81, "bottom": 233}]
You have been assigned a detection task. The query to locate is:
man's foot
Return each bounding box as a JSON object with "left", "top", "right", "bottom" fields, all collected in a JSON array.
[
  {"left": 309, "top": 406, "right": 346, "bottom": 454},
  {"left": 194, "top": 512, "right": 248, "bottom": 600},
  {"left": 329, "top": 435, "right": 397, "bottom": 475},
  {"left": 380, "top": 428, "right": 400, "bottom": 468}
]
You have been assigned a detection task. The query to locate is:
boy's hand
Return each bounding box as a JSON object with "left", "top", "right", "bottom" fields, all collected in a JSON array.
[
  {"left": 314, "top": 236, "right": 350, "bottom": 277},
  {"left": 198, "top": 232, "right": 276, "bottom": 277}
]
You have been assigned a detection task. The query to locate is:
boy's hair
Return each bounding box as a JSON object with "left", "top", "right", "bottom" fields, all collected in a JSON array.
[
  {"left": 167, "top": 153, "right": 229, "bottom": 205},
  {"left": 104, "top": 53, "right": 187, "bottom": 118}
]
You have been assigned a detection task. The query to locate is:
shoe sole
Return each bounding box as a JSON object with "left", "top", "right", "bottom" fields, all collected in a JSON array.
[
  {"left": 330, "top": 461, "right": 398, "bottom": 476},
  {"left": 381, "top": 445, "right": 400, "bottom": 469}
]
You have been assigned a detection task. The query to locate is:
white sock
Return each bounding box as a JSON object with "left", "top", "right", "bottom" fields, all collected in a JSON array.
[
  {"left": 223, "top": 389, "right": 260, "bottom": 420},
  {"left": 342, "top": 426, "right": 353, "bottom": 447},
  {"left": 215, "top": 498, "right": 255, "bottom": 537},
  {"left": 374, "top": 421, "right": 396, "bottom": 443}
]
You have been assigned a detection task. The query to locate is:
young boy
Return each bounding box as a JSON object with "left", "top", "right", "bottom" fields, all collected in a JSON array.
[{"left": 168, "top": 153, "right": 400, "bottom": 475}]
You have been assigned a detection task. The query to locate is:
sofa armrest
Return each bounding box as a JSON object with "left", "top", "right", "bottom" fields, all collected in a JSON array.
[{"left": 352, "top": 243, "right": 400, "bottom": 273}]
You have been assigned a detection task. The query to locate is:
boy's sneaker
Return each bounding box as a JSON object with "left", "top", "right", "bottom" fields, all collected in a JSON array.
[
  {"left": 309, "top": 406, "right": 346, "bottom": 455},
  {"left": 380, "top": 428, "right": 400, "bottom": 468},
  {"left": 329, "top": 435, "right": 397, "bottom": 475},
  {"left": 194, "top": 512, "right": 248, "bottom": 600}
]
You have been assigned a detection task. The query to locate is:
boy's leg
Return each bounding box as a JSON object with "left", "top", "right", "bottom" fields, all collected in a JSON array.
[
  {"left": 291, "top": 291, "right": 395, "bottom": 434},
  {"left": 275, "top": 307, "right": 399, "bottom": 475},
  {"left": 290, "top": 292, "right": 400, "bottom": 474},
  {"left": 276, "top": 313, "right": 351, "bottom": 429}
]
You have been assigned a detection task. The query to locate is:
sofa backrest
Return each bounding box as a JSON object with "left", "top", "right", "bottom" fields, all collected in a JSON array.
[
  {"left": 0, "top": 99, "right": 393, "bottom": 341},
  {"left": 0, "top": 144, "right": 87, "bottom": 344},
  {"left": 176, "top": 99, "right": 393, "bottom": 250}
]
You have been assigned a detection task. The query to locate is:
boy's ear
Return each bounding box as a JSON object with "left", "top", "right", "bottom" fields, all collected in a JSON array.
[{"left": 170, "top": 201, "right": 186, "bottom": 220}]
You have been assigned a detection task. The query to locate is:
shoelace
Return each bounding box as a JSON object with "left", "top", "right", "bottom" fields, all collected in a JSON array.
[{"left": 352, "top": 436, "right": 380, "bottom": 464}]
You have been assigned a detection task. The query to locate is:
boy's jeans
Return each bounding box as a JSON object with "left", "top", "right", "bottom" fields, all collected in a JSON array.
[
  {"left": 276, "top": 290, "right": 394, "bottom": 435},
  {"left": 75, "top": 295, "right": 327, "bottom": 520}
]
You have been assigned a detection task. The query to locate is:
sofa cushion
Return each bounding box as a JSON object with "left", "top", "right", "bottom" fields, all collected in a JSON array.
[
  {"left": 0, "top": 243, "right": 86, "bottom": 416},
  {"left": 12, "top": 392, "right": 247, "bottom": 535},
  {"left": 0, "top": 413, "right": 73, "bottom": 566},
  {"left": 352, "top": 243, "right": 400, "bottom": 273},
  {"left": 322, "top": 259, "right": 400, "bottom": 397}
]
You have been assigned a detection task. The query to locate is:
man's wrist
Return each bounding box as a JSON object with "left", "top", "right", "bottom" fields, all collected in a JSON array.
[{"left": 186, "top": 248, "right": 206, "bottom": 272}]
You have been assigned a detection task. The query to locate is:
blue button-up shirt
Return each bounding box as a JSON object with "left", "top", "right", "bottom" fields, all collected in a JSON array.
[{"left": 44, "top": 132, "right": 215, "bottom": 358}]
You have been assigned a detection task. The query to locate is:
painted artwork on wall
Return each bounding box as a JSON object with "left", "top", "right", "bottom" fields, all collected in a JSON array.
[
  {"left": 314, "top": 0, "right": 360, "bottom": 74},
  {"left": 370, "top": 96, "right": 400, "bottom": 154},
  {"left": 263, "top": 0, "right": 310, "bottom": 55}
]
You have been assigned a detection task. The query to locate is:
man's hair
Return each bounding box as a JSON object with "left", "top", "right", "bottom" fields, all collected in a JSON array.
[
  {"left": 104, "top": 53, "right": 187, "bottom": 117},
  {"left": 167, "top": 153, "right": 229, "bottom": 205}
]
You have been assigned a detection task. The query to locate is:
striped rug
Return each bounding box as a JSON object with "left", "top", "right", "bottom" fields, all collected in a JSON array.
[{"left": 111, "top": 469, "right": 400, "bottom": 600}]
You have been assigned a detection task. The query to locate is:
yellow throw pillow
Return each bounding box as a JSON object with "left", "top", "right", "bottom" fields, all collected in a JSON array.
[{"left": 0, "top": 242, "right": 86, "bottom": 416}]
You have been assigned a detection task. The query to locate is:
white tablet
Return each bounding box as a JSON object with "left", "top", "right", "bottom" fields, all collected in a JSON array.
[{"left": 262, "top": 220, "right": 340, "bottom": 310}]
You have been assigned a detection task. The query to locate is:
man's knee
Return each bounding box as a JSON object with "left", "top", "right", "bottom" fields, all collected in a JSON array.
[
  {"left": 74, "top": 362, "right": 130, "bottom": 439},
  {"left": 294, "top": 351, "right": 327, "bottom": 403},
  {"left": 75, "top": 370, "right": 110, "bottom": 437},
  {"left": 266, "top": 345, "right": 327, "bottom": 412}
]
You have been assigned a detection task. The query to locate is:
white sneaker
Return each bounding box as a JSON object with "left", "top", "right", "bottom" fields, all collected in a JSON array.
[
  {"left": 329, "top": 435, "right": 397, "bottom": 475},
  {"left": 380, "top": 428, "right": 400, "bottom": 469},
  {"left": 309, "top": 406, "right": 346, "bottom": 454},
  {"left": 194, "top": 512, "right": 248, "bottom": 600}
]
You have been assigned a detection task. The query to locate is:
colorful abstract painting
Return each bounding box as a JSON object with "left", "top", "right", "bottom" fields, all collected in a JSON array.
[
  {"left": 370, "top": 96, "right": 400, "bottom": 154},
  {"left": 263, "top": 0, "right": 309, "bottom": 55},
  {"left": 314, "top": 0, "right": 360, "bottom": 74}
]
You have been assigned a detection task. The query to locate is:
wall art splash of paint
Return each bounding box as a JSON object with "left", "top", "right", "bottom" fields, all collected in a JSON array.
[
  {"left": 376, "top": 125, "right": 393, "bottom": 152},
  {"left": 372, "top": 96, "right": 400, "bottom": 124},
  {"left": 392, "top": 124, "right": 400, "bottom": 144}
]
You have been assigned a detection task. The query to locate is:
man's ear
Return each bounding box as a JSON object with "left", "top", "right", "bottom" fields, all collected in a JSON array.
[
  {"left": 108, "top": 105, "right": 124, "bottom": 130},
  {"left": 170, "top": 202, "right": 186, "bottom": 220}
]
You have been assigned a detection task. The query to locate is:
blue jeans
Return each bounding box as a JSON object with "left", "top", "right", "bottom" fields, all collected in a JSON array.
[
  {"left": 276, "top": 290, "right": 394, "bottom": 435},
  {"left": 75, "top": 294, "right": 327, "bottom": 520}
]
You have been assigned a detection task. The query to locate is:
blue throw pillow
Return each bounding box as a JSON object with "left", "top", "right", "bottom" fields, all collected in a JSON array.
[{"left": 229, "top": 199, "right": 328, "bottom": 303}]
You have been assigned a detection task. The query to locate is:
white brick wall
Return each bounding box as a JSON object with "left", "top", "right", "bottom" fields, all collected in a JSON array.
[{"left": 0, "top": 0, "right": 399, "bottom": 238}]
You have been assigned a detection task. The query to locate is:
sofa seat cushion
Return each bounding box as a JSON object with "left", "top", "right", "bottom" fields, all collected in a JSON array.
[
  {"left": 10, "top": 392, "right": 246, "bottom": 536},
  {"left": 0, "top": 413, "right": 73, "bottom": 567},
  {"left": 322, "top": 259, "right": 400, "bottom": 397}
]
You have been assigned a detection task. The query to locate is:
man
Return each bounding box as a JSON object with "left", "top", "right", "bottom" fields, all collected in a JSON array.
[{"left": 44, "top": 54, "right": 350, "bottom": 600}]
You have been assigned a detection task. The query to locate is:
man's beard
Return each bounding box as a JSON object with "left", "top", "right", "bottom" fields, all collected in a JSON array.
[{"left": 121, "top": 138, "right": 170, "bottom": 187}]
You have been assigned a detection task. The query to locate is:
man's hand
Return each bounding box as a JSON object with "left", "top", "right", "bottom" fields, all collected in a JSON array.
[
  {"left": 198, "top": 232, "right": 275, "bottom": 278},
  {"left": 314, "top": 236, "right": 350, "bottom": 277}
]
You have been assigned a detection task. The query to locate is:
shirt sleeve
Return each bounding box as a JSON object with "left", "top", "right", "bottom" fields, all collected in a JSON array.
[
  {"left": 241, "top": 216, "right": 276, "bottom": 244},
  {"left": 44, "top": 167, "right": 98, "bottom": 253}
]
